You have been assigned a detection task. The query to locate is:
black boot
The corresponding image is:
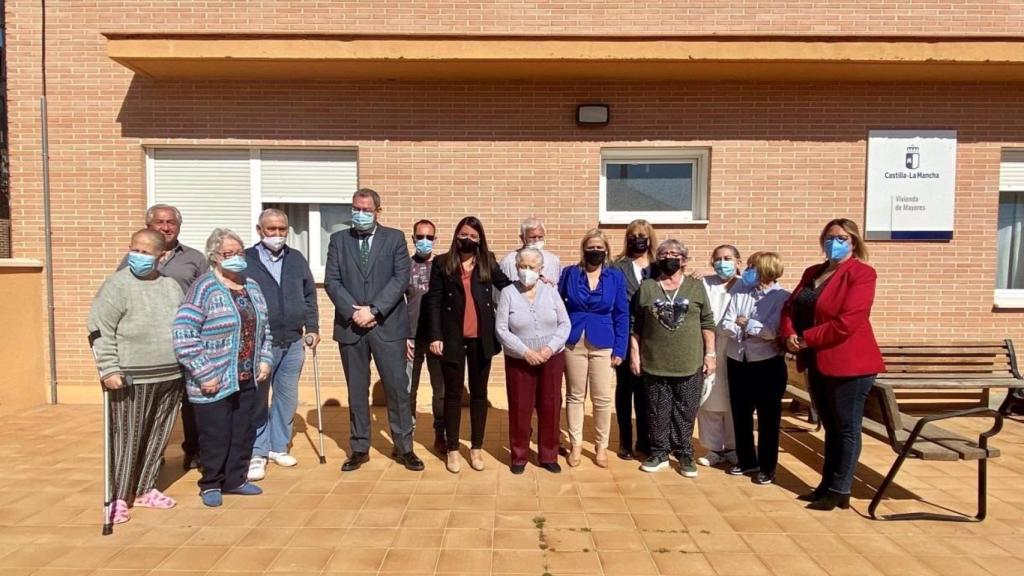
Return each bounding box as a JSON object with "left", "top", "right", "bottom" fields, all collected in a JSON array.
[
  {"left": 806, "top": 492, "right": 850, "bottom": 511},
  {"left": 797, "top": 487, "right": 827, "bottom": 502}
]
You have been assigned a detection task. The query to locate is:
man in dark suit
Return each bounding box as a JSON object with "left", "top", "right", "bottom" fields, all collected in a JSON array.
[{"left": 324, "top": 188, "right": 423, "bottom": 472}]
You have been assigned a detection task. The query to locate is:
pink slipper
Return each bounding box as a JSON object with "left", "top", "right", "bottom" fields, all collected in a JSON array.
[
  {"left": 111, "top": 499, "right": 131, "bottom": 524},
  {"left": 134, "top": 488, "right": 176, "bottom": 509}
]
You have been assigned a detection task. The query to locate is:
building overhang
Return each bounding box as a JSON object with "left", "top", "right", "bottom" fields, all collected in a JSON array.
[{"left": 104, "top": 34, "right": 1024, "bottom": 82}]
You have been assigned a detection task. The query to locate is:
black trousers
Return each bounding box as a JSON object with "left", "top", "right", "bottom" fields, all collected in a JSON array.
[
  {"left": 644, "top": 371, "right": 702, "bottom": 459},
  {"left": 442, "top": 338, "right": 492, "bottom": 450},
  {"left": 727, "top": 355, "right": 788, "bottom": 475},
  {"left": 193, "top": 385, "right": 257, "bottom": 493},
  {"left": 807, "top": 368, "right": 875, "bottom": 494},
  {"left": 615, "top": 363, "right": 650, "bottom": 454}
]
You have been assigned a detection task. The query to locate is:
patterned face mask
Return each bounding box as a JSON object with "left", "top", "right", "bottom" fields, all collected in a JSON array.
[{"left": 652, "top": 297, "right": 689, "bottom": 331}]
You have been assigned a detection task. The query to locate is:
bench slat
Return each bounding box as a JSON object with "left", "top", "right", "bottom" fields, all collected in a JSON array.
[
  {"left": 879, "top": 347, "right": 1007, "bottom": 355},
  {"left": 876, "top": 377, "right": 1022, "bottom": 387},
  {"left": 884, "top": 365, "right": 1013, "bottom": 374},
  {"left": 884, "top": 357, "right": 1006, "bottom": 365}
]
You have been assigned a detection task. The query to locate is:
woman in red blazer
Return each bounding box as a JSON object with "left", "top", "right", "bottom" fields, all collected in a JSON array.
[{"left": 780, "top": 218, "right": 884, "bottom": 511}]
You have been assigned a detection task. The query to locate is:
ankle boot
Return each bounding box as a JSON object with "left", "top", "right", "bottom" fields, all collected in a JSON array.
[
  {"left": 797, "top": 487, "right": 827, "bottom": 502},
  {"left": 806, "top": 492, "right": 851, "bottom": 511}
]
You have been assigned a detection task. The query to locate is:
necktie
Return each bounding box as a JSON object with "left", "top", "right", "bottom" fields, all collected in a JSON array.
[{"left": 360, "top": 236, "right": 370, "bottom": 267}]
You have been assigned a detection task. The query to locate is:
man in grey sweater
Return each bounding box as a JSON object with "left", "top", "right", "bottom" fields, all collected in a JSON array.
[{"left": 117, "top": 203, "right": 208, "bottom": 470}]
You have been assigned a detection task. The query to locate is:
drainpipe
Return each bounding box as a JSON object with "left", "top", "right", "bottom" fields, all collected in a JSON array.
[{"left": 40, "top": 0, "right": 57, "bottom": 403}]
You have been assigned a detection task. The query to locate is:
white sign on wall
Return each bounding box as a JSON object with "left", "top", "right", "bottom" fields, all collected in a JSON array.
[{"left": 865, "top": 129, "right": 957, "bottom": 240}]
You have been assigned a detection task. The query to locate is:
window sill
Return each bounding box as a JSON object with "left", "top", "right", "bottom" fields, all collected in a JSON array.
[
  {"left": 993, "top": 290, "right": 1024, "bottom": 309},
  {"left": 599, "top": 216, "right": 710, "bottom": 226}
]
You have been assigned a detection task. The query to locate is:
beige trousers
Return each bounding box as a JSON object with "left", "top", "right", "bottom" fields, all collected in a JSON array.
[{"left": 564, "top": 336, "right": 614, "bottom": 449}]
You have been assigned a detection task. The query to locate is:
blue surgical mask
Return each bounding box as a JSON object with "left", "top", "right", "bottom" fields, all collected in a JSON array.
[
  {"left": 220, "top": 255, "right": 248, "bottom": 273},
  {"left": 741, "top": 268, "right": 759, "bottom": 287},
  {"left": 415, "top": 238, "right": 433, "bottom": 256},
  {"left": 351, "top": 210, "right": 375, "bottom": 232},
  {"left": 824, "top": 238, "right": 852, "bottom": 262},
  {"left": 713, "top": 260, "right": 736, "bottom": 280},
  {"left": 127, "top": 252, "right": 157, "bottom": 277}
]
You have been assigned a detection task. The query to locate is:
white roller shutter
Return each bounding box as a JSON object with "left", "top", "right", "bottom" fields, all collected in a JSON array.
[
  {"left": 260, "top": 149, "right": 358, "bottom": 203},
  {"left": 1001, "top": 149, "right": 1024, "bottom": 192},
  {"left": 150, "top": 149, "right": 254, "bottom": 250}
]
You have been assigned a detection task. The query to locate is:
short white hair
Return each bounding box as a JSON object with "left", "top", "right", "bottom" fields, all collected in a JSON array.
[
  {"left": 519, "top": 217, "right": 545, "bottom": 239},
  {"left": 146, "top": 204, "right": 182, "bottom": 225},
  {"left": 258, "top": 208, "right": 289, "bottom": 227},
  {"left": 204, "top": 228, "right": 245, "bottom": 265},
  {"left": 515, "top": 247, "right": 545, "bottom": 267}
]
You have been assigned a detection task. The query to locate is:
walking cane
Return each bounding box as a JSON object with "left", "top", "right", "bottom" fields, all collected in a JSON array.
[
  {"left": 305, "top": 334, "right": 327, "bottom": 464},
  {"left": 88, "top": 332, "right": 114, "bottom": 536}
]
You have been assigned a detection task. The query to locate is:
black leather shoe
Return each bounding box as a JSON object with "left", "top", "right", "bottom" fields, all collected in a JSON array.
[
  {"left": 806, "top": 492, "right": 851, "bottom": 511},
  {"left": 510, "top": 463, "right": 526, "bottom": 475},
  {"left": 341, "top": 452, "right": 369, "bottom": 472},
  {"left": 540, "top": 462, "right": 562, "bottom": 474},
  {"left": 617, "top": 448, "right": 634, "bottom": 461},
  {"left": 395, "top": 451, "right": 425, "bottom": 471}
]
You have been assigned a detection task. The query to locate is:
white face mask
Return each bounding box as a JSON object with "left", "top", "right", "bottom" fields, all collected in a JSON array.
[
  {"left": 261, "top": 236, "right": 286, "bottom": 251},
  {"left": 517, "top": 268, "right": 540, "bottom": 288},
  {"left": 526, "top": 240, "right": 544, "bottom": 251}
]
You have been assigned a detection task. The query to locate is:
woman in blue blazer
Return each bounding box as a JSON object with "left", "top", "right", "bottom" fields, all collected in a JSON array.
[{"left": 558, "top": 229, "right": 629, "bottom": 467}]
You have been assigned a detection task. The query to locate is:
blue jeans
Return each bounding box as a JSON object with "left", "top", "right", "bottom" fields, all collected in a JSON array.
[
  {"left": 253, "top": 339, "right": 305, "bottom": 457},
  {"left": 807, "top": 368, "right": 875, "bottom": 495}
]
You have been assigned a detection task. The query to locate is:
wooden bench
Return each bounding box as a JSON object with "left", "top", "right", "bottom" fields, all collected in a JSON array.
[
  {"left": 786, "top": 339, "right": 1021, "bottom": 521},
  {"left": 877, "top": 340, "right": 1023, "bottom": 410}
]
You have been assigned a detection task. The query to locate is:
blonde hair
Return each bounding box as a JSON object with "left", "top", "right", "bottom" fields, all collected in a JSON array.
[
  {"left": 616, "top": 219, "right": 658, "bottom": 261},
  {"left": 819, "top": 218, "right": 869, "bottom": 261},
  {"left": 578, "top": 228, "right": 611, "bottom": 267},
  {"left": 752, "top": 251, "right": 784, "bottom": 283}
]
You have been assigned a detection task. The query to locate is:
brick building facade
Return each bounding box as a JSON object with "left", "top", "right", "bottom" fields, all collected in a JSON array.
[{"left": 5, "top": 1, "right": 1024, "bottom": 403}]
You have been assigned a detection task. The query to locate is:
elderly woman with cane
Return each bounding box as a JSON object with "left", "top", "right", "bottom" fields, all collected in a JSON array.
[
  {"left": 174, "top": 228, "right": 273, "bottom": 507},
  {"left": 88, "top": 228, "right": 185, "bottom": 525}
]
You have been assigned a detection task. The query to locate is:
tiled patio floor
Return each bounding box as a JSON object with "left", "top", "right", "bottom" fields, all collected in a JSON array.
[{"left": 1, "top": 401, "right": 1022, "bottom": 575}]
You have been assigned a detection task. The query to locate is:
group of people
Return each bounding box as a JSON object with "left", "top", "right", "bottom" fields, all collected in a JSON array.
[{"left": 89, "top": 185, "right": 885, "bottom": 520}]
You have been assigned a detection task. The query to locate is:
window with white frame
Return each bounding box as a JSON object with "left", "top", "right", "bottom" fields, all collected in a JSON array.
[
  {"left": 146, "top": 147, "right": 357, "bottom": 280},
  {"left": 599, "top": 147, "right": 710, "bottom": 225},
  {"left": 996, "top": 149, "right": 1024, "bottom": 308}
]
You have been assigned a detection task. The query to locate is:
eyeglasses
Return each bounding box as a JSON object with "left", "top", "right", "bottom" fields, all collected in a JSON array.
[
  {"left": 414, "top": 234, "right": 435, "bottom": 241},
  {"left": 352, "top": 208, "right": 375, "bottom": 215},
  {"left": 660, "top": 252, "right": 687, "bottom": 260},
  {"left": 824, "top": 235, "right": 851, "bottom": 242},
  {"left": 218, "top": 251, "right": 245, "bottom": 259}
]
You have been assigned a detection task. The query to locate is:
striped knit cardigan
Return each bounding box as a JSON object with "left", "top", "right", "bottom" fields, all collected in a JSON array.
[{"left": 173, "top": 271, "right": 274, "bottom": 404}]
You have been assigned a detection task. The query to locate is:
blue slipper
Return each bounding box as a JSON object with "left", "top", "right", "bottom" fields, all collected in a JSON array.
[
  {"left": 224, "top": 482, "right": 263, "bottom": 496},
  {"left": 200, "top": 489, "right": 222, "bottom": 507}
]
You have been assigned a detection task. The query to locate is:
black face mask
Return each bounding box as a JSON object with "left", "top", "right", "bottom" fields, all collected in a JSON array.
[
  {"left": 659, "top": 258, "right": 682, "bottom": 274},
  {"left": 584, "top": 250, "right": 606, "bottom": 267},
  {"left": 628, "top": 236, "right": 649, "bottom": 254},
  {"left": 457, "top": 237, "right": 479, "bottom": 254}
]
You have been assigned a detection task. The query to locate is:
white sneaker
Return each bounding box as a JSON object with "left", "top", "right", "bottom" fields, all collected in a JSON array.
[
  {"left": 696, "top": 451, "right": 725, "bottom": 467},
  {"left": 247, "top": 456, "right": 267, "bottom": 481},
  {"left": 268, "top": 452, "right": 298, "bottom": 467}
]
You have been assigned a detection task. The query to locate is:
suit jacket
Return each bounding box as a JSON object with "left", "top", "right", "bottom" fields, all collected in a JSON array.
[
  {"left": 780, "top": 257, "right": 886, "bottom": 377},
  {"left": 424, "top": 253, "right": 512, "bottom": 363},
  {"left": 324, "top": 226, "right": 411, "bottom": 344}
]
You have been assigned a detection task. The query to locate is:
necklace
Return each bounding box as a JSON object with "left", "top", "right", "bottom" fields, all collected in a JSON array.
[{"left": 659, "top": 279, "right": 682, "bottom": 302}]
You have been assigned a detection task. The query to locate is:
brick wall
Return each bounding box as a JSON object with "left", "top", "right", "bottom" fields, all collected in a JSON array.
[{"left": 6, "top": 1, "right": 1024, "bottom": 401}]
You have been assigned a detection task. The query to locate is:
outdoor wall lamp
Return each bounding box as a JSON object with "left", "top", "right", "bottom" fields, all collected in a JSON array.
[{"left": 577, "top": 104, "right": 610, "bottom": 126}]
